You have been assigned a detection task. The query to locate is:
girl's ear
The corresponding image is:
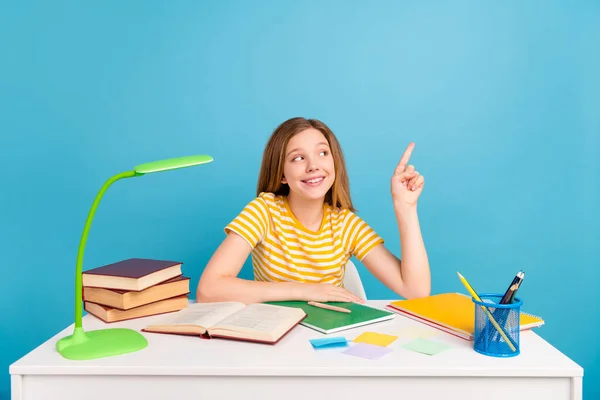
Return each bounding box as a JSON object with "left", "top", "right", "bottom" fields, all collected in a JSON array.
[{"left": 281, "top": 176, "right": 287, "bottom": 184}]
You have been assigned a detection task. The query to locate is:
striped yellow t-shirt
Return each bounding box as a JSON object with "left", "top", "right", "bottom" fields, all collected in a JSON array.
[{"left": 224, "top": 192, "right": 384, "bottom": 287}]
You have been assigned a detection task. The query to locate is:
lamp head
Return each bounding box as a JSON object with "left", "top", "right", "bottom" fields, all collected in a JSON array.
[{"left": 134, "top": 155, "right": 213, "bottom": 175}]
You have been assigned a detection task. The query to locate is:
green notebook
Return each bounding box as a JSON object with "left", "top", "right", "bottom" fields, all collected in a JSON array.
[{"left": 267, "top": 301, "right": 395, "bottom": 334}]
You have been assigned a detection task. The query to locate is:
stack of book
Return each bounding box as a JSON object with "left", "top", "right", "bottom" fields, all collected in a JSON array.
[{"left": 82, "top": 258, "right": 191, "bottom": 323}]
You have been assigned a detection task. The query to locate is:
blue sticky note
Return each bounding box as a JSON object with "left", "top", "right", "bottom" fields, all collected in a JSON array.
[{"left": 310, "top": 337, "right": 348, "bottom": 348}]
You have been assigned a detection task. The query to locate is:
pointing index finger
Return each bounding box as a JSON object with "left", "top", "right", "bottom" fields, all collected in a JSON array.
[{"left": 396, "top": 142, "right": 415, "bottom": 172}]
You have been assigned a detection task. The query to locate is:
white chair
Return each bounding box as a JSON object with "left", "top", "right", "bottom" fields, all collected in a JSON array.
[{"left": 343, "top": 259, "right": 367, "bottom": 300}]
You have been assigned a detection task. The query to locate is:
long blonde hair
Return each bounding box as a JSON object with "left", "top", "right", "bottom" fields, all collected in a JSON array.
[{"left": 256, "top": 117, "right": 355, "bottom": 211}]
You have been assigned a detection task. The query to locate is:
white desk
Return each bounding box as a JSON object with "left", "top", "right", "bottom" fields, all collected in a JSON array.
[{"left": 10, "top": 300, "right": 583, "bottom": 400}]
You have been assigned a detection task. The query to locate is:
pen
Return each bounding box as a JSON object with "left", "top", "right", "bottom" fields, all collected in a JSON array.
[
  {"left": 485, "top": 271, "right": 525, "bottom": 344},
  {"left": 507, "top": 273, "right": 524, "bottom": 304},
  {"left": 308, "top": 301, "right": 352, "bottom": 314},
  {"left": 500, "top": 271, "right": 524, "bottom": 304},
  {"left": 456, "top": 272, "right": 517, "bottom": 352}
]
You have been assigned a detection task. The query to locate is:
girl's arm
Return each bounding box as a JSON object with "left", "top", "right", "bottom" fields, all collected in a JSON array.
[
  {"left": 196, "top": 232, "right": 363, "bottom": 304},
  {"left": 361, "top": 142, "right": 431, "bottom": 299},
  {"left": 361, "top": 205, "right": 430, "bottom": 299}
]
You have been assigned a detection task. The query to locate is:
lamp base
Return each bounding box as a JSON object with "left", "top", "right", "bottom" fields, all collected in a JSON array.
[{"left": 56, "top": 327, "right": 148, "bottom": 360}]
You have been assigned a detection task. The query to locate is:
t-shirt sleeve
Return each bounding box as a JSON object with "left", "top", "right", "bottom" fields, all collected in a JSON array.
[
  {"left": 343, "top": 211, "right": 384, "bottom": 261},
  {"left": 224, "top": 197, "right": 269, "bottom": 249}
]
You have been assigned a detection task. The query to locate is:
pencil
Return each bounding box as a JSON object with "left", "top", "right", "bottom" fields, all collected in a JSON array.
[{"left": 308, "top": 301, "right": 352, "bottom": 314}]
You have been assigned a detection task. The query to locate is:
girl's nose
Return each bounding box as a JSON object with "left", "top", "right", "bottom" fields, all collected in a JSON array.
[{"left": 306, "top": 160, "right": 319, "bottom": 172}]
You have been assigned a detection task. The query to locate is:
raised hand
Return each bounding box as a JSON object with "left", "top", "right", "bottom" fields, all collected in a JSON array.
[{"left": 391, "top": 142, "right": 424, "bottom": 208}]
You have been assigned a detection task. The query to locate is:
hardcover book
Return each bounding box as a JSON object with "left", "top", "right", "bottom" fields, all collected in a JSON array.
[
  {"left": 83, "top": 275, "right": 190, "bottom": 310},
  {"left": 85, "top": 295, "right": 189, "bottom": 323},
  {"left": 82, "top": 258, "right": 183, "bottom": 291},
  {"left": 143, "top": 302, "right": 306, "bottom": 344}
]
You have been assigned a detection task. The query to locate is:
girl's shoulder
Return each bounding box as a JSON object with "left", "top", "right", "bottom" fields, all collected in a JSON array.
[
  {"left": 325, "top": 202, "right": 355, "bottom": 221},
  {"left": 257, "top": 191, "right": 282, "bottom": 205},
  {"left": 254, "top": 192, "right": 286, "bottom": 213}
]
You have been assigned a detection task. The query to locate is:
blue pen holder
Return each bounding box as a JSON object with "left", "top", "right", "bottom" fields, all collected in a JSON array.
[{"left": 472, "top": 293, "right": 521, "bottom": 357}]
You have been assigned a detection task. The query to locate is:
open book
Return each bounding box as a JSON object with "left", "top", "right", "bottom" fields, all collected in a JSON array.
[{"left": 142, "top": 302, "right": 306, "bottom": 344}]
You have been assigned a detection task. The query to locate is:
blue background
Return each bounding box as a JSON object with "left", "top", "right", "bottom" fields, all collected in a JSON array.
[{"left": 1, "top": 1, "right": 598, "bottom": 398}]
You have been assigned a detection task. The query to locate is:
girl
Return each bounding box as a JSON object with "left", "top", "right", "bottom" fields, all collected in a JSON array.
[{"left": 196, "top": 117, "right": 430, "bottom": 304}]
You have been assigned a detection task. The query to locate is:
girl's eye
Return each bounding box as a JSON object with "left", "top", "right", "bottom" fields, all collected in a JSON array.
[
  {"left": 292, "top": 155, "right": 303, "bottom": 162},
  {"left": 319, "top": 150, "right": 328, "bottom": 156}
]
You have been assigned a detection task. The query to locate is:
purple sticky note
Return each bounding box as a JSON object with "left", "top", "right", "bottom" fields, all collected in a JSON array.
[{"left": 343, "top": 343, "right": 393, "bottom": 360}]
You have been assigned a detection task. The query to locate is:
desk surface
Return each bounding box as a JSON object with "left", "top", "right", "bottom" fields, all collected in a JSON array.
[{"left": 10, "top": 300, "right": 582, "bottom": 378}]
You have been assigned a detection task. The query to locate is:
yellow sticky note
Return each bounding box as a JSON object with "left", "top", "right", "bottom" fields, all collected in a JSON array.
[{"left": 353, "top": 332, "right": 398, "bottom": 347}]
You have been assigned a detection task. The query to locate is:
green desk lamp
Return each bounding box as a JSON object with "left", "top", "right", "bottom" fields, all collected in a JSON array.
[{"left": 56, "top": 154, "right": 213, "bottom": 360}]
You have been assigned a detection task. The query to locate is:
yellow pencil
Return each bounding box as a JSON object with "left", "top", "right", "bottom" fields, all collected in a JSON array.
[{"left": 456, "top": 272, "right": 517, "bottom": 352}]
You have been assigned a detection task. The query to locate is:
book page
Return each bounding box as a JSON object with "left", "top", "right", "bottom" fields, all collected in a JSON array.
[
  {"left": 158, "top": 302, "right": 246, "bottom": 329},
  {"left": 211, "top": 303, "right": 304, "bottom": 334}
]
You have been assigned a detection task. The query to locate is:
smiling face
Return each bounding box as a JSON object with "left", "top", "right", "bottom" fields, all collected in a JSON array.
[
  {"left": 281, "top": 128, "right": 336, "bottom": 202},
  {"left": 257, "top": 117, "right": 354, "bottom": 211}
]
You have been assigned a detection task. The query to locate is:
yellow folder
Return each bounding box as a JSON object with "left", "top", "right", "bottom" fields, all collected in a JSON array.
[{"left": 387, "top": 292, "right": 544, "bottom": 340}]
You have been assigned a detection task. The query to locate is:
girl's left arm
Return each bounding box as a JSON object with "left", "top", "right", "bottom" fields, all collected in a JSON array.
[
  {"left": 361, "top": 206, "right": 430, "bottom": 299},
  {"left": 361, "top": 142, "right": 431, "bottom": 299}
]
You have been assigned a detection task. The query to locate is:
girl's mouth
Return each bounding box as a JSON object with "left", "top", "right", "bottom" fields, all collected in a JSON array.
[{"left": 302, "top": 176, "right": 325, "bottom": 186}]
